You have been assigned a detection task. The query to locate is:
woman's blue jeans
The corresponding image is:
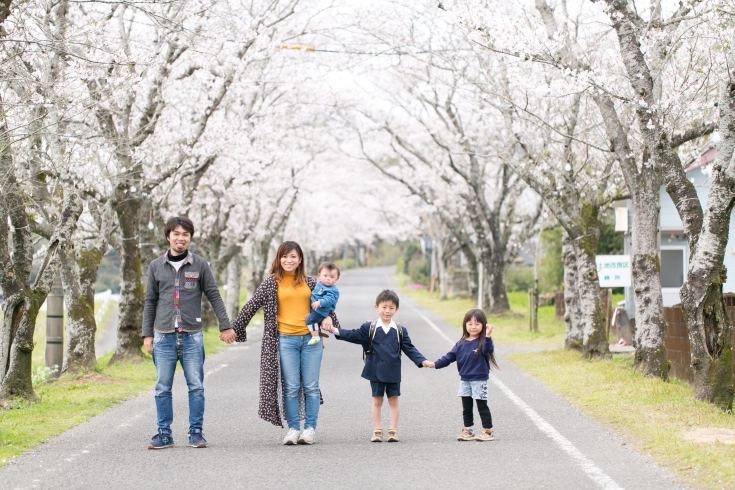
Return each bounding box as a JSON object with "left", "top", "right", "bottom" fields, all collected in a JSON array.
[
  {"left": 279, "top": 334, "right": 323, "bottom": 430},
  {"left": 152, "top": 331, "right": 205, "bottom": 433}
]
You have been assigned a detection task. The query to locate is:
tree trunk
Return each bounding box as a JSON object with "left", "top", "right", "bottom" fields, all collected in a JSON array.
[
  {"left": 562, "top": 230, "right": 583, "bottom": 350},
  {"left": 574, "top": 223, "right": 609, "bottom": 359},
  {"left": 60, "top": 246, "right": 103, "bottom": 373},
  {"left": 676, "top": 66, "right": 735, "bottom": 409},
  {"left": 225, "top": 252, "right": 242, "bottom": 322},
  {"left": 487, "top": 248, "right": 510, "bottom": 314},
  {"left": 110, "top": 198, "right": 144, "bottom": 363},
  {"left": 435, "top": 240, "right": 449, "bottom": 301},
  {"left": 0, "top": 294, "right": 43, "bottom": 402},
  {"left": 630, "top": 180, "right": 670, "bottom": 379},
  {"left": 0, "top": 194, "right": 82, "bottom": 402}
]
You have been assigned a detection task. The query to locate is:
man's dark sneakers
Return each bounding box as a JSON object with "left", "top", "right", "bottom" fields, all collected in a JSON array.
[
  {"left": 148, "top": 430, "right": 174, "bottom": 449},
  {"left": 188, "top": 430, "right": 208, "bottom": 448}
]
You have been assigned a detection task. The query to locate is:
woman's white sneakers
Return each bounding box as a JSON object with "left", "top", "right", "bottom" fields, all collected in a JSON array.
[
  {"left": 283, "top": 428, "right": 300, "bottom": 445},
  {"left": 283, "top": 427, "right": 316, "bottom": 445},
  {"left": 298, "top": 427, "right": 316, "bottom": 445}
]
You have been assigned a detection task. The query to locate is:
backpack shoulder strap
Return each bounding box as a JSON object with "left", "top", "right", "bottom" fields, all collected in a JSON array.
[
  {"left": 363, "top": 321, "right": 378, "bottom": 361},
  {"left": 395, "top": 324, "right": 404, "bottom": 357}
]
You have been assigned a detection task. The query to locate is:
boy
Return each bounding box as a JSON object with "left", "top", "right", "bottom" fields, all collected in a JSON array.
[
  {"left": 305, "top": 262, "right": 340, "bottom": 345},
  {"left": 322, "top": 289, "right": 432, "bottom": 442}
]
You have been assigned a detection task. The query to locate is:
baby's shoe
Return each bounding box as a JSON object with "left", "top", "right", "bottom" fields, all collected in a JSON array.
[
  {"left": 307, "top": 336, "right": 321, "bottom": 345},
  {"left": 457, "top": 427, "right": 474, "bottom": 441},
  {"left": 387, "top": 429, "right": 398, "bottom": 442}
]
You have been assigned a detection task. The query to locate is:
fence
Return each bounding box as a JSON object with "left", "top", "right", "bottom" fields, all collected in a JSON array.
[{"left": 663, "top": 294, "right": 735, "bottom": 384}]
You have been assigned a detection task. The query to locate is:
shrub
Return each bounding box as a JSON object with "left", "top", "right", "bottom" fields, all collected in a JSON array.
[
  {"left": 506, "top": 264, "right": 534, "bottom": 292},
  {"left": 396, "top": 257, "right": 405, "bottom": 274},
  {"left": 408, "top": 257, "right": 430, "bottom": 286},
  {"left": 334, "top": 258, "right": 355, "bottom": 271}
]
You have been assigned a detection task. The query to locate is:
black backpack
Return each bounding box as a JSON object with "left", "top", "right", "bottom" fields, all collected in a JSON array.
[{"left": 363, "top": 321, "right": 404, "bottom": 362}]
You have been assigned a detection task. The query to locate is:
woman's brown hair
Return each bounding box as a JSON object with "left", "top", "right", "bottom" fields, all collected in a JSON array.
[{"left": 269, "top": 241, "right": 307, "bottom": 286}]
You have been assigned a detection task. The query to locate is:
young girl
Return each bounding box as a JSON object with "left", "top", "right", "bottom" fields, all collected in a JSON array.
[{"left": 433, "top": 308, "right": 499, "bottom": 441}]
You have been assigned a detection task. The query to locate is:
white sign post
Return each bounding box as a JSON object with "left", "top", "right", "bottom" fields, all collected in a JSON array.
[{"left": 595, "top": 255, "right": 632, "bottom": 288}]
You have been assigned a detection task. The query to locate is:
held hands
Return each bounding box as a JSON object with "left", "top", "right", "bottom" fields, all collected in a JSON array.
[
  {"left": 220, "top": 328, "right": 236, "bottom": 344},
  {"left": 486, "top": 323, "right": 494, "bottom": 337},
  {"left": 422, "top": 360, "right": 435, "bottom": 369},
  {"left": 321, "top": 316, "right": 334, "bottom": 331}
]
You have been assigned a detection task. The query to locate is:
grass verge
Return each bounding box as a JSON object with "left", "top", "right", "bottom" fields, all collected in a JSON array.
[
  {"left": 396, "top": 273, "right": 567, "bottom": 346},
  {"left": 508, "top": 350, "right": 735, "bottom": 490},
  {"left": 1, "top": 327, "right": 228, "bottom": 466}
]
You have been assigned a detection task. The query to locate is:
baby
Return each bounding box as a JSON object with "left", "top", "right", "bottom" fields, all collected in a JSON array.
[{"left": 306, "top": 262, "right": 340, "bottom": 345}]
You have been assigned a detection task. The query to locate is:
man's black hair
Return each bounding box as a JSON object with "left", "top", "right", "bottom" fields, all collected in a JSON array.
[{"left": 164, "top": 216, "right": 195, "bottom": 240}]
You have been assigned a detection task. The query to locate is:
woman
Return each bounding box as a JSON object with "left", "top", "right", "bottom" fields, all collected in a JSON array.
[{"left": 219, "top": 241, "right": 338, "bottom": 445}]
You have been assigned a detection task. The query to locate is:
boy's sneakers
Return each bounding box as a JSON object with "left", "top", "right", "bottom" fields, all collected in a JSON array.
[
  {"left": 457, "top": 428, "right": 475, "bottom": 441},
  {"left": 148, "top": 430, "right": 174, "bottom": 449},
  {"left": 298, "top": 427, "right": 316, "bottom": 445},
  {"left": 283, "top": 428, "right": 300, "bottom": 445},
  {"left": 474, "top": 428, "right": 495, "bottom": 441},
  {"left": 188, "top": 430, "right": 208, "bottom": 448},
  {"left": 371, "top": 429, "right": 383, "bottom": 442},
  {"left": 387, "top": 429, "right": 398, "bottom": 442},
  {"left": 307, "top": 336, "right": 321, "bottom": 345}
]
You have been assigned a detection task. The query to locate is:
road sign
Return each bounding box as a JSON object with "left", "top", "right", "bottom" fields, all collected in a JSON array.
[{"left": 596, "top": 255, "right": 631, "bottom": 287}]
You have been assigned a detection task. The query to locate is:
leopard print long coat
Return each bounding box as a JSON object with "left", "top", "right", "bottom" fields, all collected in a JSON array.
[{"left": 231, "top": 275, "right": 340, "bottom": 427}]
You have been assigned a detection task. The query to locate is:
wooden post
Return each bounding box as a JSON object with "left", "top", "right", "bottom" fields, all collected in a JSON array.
[
  {"left": 45, "top": 272, "right": 63, "bottom": 377},
  {"left": 528, "top": 288, "right": 538, "bottom": 332}
]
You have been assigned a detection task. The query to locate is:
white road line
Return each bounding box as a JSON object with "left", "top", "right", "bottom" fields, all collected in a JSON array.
[{"left": 413, "top": 307, "right": 624, "bottom": 490}]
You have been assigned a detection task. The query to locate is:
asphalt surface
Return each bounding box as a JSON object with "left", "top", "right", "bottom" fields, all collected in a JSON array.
[{"left": 2, "top": 267, "right": 689, "bottom": 489}]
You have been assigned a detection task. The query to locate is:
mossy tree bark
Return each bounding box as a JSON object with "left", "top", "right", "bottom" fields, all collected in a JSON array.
[
  {"left": 0, "top": 186, "right": 82, "bottom": 402},
  {"left": 562, "top": 230, "right": 583, "bottom": 351},
  {"left": 60, "top": 246, "right": 104, "bottom": 373},
  {"left": 675, "top": 53, "right": 735, "bottom": 410}
]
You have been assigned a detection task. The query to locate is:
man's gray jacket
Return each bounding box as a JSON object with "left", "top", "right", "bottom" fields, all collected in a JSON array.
[{"left": 142, "top": 251, "right": 231, "bottom": 337}]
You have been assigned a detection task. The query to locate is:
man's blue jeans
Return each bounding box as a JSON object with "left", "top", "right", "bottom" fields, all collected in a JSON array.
[
  {"left": 152, "top": 331, "right": 205, "bottom": 433},
  {"left": 279, "top": 334, "right": 323, "bottom": 430}
]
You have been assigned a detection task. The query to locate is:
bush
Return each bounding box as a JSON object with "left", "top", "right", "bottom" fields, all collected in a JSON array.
[
  {"left": 539, "top": 228, "right": 563, "bottom": 293},
  {"left": 506, "top": 264, "right": 534, "bottom": 292},
  {"left": 401, "top": 242, "right": 421, "bottom": 274},
  {"left": 334, "top": 258, "right": 355, "bottom": 271},
  {"left": 408, "top": 257, "right": 430, "bottom": 286},
  {"left": 395, "top": 257, "right": 405, "bottom": 275}
]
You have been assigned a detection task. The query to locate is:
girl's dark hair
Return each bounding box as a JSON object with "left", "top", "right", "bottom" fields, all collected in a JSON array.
[
  {"left": 164, "top": 216, "right": 195, "bottom": 240},
  {"left": 269, "top": 241, "right": 307, "bottom": 286},
  {"left": 462, "top": 309, "right": 499, "bottom": 370}
]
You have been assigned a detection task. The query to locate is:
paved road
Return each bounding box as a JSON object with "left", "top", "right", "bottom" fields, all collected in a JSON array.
[{"left": 2, "top": 267, "right": 688, "bottom": 489}]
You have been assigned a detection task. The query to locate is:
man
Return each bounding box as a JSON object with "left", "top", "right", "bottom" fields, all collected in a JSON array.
[{"left": 142, "top": 216, "right": 231, "bottom": 449}]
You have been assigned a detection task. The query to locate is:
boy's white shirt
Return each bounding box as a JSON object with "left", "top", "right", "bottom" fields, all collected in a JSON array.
[{"left": 334, "top": 318, "right": 396, "bottom": 337}]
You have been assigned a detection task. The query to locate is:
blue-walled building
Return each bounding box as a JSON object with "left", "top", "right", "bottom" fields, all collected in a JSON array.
[{"left": 623, "top": 146, "right": 735, "bottom": 319}]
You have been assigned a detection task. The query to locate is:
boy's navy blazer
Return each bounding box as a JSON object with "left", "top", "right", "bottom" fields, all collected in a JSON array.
[{"left": 336, "top": 321, "right": 427, "bottom": 383}]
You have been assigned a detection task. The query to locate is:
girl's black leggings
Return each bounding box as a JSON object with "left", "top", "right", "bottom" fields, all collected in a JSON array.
[{"left": 462, "top": 396, "right": 493, "bottom": 429}]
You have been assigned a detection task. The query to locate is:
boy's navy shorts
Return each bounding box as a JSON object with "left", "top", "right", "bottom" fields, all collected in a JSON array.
[{"left": 370, "top": 381, "right": 400, "bottom": 397}]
